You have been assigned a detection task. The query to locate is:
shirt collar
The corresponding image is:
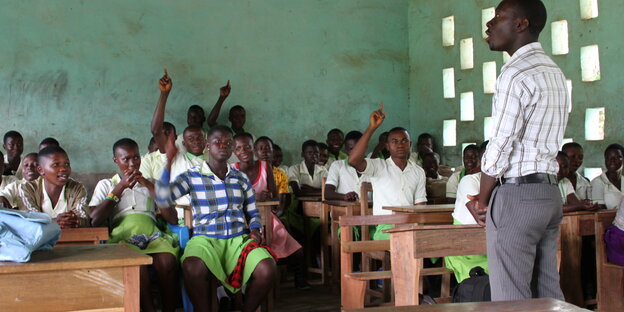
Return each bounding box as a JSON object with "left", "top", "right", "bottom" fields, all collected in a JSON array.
[
  {"left": 502, "top": 42, "right": 543, "bottom": 70},
  {"left": 186, "top": 152, "right": 206, "bottom": 161},
  {"left": 200, "top": 161, "right": 232, "bottom": 179}
]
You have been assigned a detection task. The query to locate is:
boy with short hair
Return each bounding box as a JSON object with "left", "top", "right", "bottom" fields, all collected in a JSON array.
[
  {"left": 446, "top": 144, "right": 480, "bottom": 199},
  {"left": 3, "top": 130, "right": 24, "bottom": 177},
  {"left": 410, "top": 133, "right": 434, "bottom": 166},
  {"left": 317, "top": 143, "right": 330, "bottom": 168},
  {"left": 0, "top": 153, "right": 39, "bottom": 208},
  {"left": 38, "top": 137, "right": 60, "bottom": 151},
  {"left": 288, "top": 140, "right": 328, "bottom": 197},
  {"left": 156, "top": 125, "right": 276, "bottom": 312},
  {"left": 422, "top": 152, "right": 448, "bottom": 200},
  {"left": 90, "top": 138, "right": 179, "bottom": 312},
  {"left": 325, "top": 130, "right": 364, "bottom": 201},
  {"left": 207, "top": 80, "right": 249, "bottom": 135},
  {"left": 18, "top": 146, "right": 89, "bottom": 228},
  {"left": 349, "top": 104, "right": 427, "bottom": 240},
  {"left": 562, "top": 142, "right": 591, "bottom": 200},
  {"left": 556, "top": 152, "right": 598, "bottom": 213},
  {"left": 325, "top": 129, "right": 346, "bottom": 168}
]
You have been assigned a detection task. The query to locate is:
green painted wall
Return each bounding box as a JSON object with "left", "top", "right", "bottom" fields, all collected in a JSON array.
[
  {"left": 0, "top": 0, "right": 409, "bottom": 174},
  {"left": 408, "top": 0, "right": 623, "bottom": 172}
]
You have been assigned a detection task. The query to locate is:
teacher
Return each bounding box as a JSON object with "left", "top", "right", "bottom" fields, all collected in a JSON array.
[{"left": 467, "top": 0, "right": 569, "bottom": 301}]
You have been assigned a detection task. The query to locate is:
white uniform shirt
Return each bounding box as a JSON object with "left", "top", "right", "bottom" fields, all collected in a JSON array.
[
  {"left": 0, "top": 179, "right": 25, "bottom": 207},
  {"left": 89, "top": 174, "right": 155, "bottom": 222},
  {"left": 1, "top": 175, "right": 18, "bottom": 191},
  {"left": 574, "top": 171, "right": 592, "bottom": 201},
  {"left": 41, "top": 180, "right": 69, "bottom": 218},
  {"left": 558, "top": 178, "right": 576, "bottom": 204},
  {"left": 446, "top": 169, "right": 463, "bottom": 198},
  {"left": 591, "top": 172, "right": 623, "bottom": 210},
  {"left": 326, "top": 159, "right": 365, "bottom": 197},
  {"left": 287, "top": 161, "right": 328, "bottom": 189},
  {"left": 360, "top": 158, "right": 427, "bottom": 216},
  {"left": 453, "top": 173, "right": 481, "bottom": 225}
]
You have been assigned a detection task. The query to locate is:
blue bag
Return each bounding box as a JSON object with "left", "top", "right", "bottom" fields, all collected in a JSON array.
[{"left": 0, "top": 208, "right": 61, "bottom": 262}]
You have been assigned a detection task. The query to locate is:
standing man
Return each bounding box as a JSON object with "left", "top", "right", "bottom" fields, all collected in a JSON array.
[{"left": 467, "top": 0, "right": 569, "bottom": 301}]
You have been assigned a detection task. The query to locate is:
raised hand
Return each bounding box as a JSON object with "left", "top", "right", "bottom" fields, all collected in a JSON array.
[
  {"left": 158, "top": 68, "right": 172, "bottom": 93},
  {"left": 369, "top": 102, "right": 386, "bottom": 130},
  {"left": 220, "top": 80, "right": 231, "bottom": 98}
]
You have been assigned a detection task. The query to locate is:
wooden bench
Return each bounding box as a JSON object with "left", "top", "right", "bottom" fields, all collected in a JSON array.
[
  {"left": 344, "top": 297, "right": 584, "bottom": 311},
  {"left": 594, "top": 210, "right": 624, "bottom": 312},
  {"left": 340, "top": 214, "right": 453, "bottom": 311},
  {"left": 57, "top": 227, "right": 109, "bottom": 246}
]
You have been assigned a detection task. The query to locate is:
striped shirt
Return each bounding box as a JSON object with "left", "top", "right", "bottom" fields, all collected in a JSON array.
[
  {"left": 155, "top": 162, "right": 261, "bottom": 239},
  {"left": 482, "top": 42, "right": 569, "bottom": 178}
]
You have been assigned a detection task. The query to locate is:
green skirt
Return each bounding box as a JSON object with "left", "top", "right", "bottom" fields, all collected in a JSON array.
[
  {"left": 108, "top": 213, "right": 179, "bottom": 258},
  {"left": 280, "top": 197, "right": 321, "bottom": 234},
  {"left": 443, "top": 219, "right": 488, "bottom": 282},
  {"left": 181, "top": 234, "right": 274, "bottom": 293}
]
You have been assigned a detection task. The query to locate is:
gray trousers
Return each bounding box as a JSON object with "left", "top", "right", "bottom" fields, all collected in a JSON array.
[{"left": 486, "top": 183, "right": 564, "bottom": 301}]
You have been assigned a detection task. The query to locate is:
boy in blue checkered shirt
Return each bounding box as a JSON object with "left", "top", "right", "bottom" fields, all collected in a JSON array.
[{"left": 156, "top": 124, "right": 276, "bottom": 312}]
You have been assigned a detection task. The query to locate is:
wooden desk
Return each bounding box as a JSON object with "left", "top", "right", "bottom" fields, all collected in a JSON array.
[
  {"left": 326, "top": 199, "right": 362, "bottom": 288},
  {"left": 57, "top": 227, "right": 109, "bottom": 246},
  {"left": 256, "top": 200, "right": 280, "bottom": 245},
  {"left": 385, "top": 224, "right": 486, "bottom": 306},
  {"left": 383, "top": 204, "right": 454, "bottom": 224},
  {"left": 0, "top": 244, "right": 152, "bottom": 312},
  {"left": 346, "top": 297, "right": 586, "bottom": 311},
  {"left": 297, "top": 196, "right": 329, "bottom": 284},
  {"left": 559, "top": 210, "right": 597, "bottom": 307}
]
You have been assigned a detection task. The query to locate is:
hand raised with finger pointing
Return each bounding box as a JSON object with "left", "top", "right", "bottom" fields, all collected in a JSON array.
[
  {"left": 158, "top": 68, "right": 172, "bottom": 93},
  {"left": 369, "top": 102, "right": 386, "bottom": 130},
  {"left": 220, "top": 80, "right": 231, "bottom": 98}
]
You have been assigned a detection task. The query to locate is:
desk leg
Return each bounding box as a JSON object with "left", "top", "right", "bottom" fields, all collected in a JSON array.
[
  {"left": 320, "top": 203, "right": 329, "bottom": 285},
  {"left": 390, "top": 231, "right": 422, "bottom": 306},
  {"left": 560, "top": 216, "right": 584, "bottom": 307},
  {"left": 124, "top": 265, "right": 141, "bottom": 312},
  {"left": 330, "top": 209, "right": 340, "bottom": 291}
]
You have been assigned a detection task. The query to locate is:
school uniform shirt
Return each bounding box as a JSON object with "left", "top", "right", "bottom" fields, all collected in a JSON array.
[
  {"left": 1, "top": 175, "right": 18, "bottom": 192},
  {"left": 446, "top": 168, "right": 465, "bottom": 199},
  {"left": 0, "top": 178, "right": 26, "bottom": 207},
  {"left": 360, "top": 158, "right": 427, "bottom": 216},
  {"left": 591, "top": 172, "right": 624, "bottom": 210},
  {"left": 453, "top": 173, "right": 481, "bottom": 225},
  {"left": 89, "top": 174, "right": 156, "bottom": 223},
  {"left": 287, "top": 161, "right": 328, "bottom": 189},
  {"left": 326, "top": 151, "right": 348, "bottom": 169},
  {"left": 170, "top": 152, "right": 206, "bottom": 207},
  {"left": 409, "top": 152, "right": 423, "bottom": 167},
  {"left": 326, "top": 159, "right": 364, "bottom": 197},
  {"left": 140, "top": 151, "right": 167, "bottom": 181},
  {"left": 278, "top": 165, "right": 289, "bottom": 174},
  {"left": 558, "top": 178, "right": 576, "bottom": 204},
  {"left": 574, "top": 171, "right": 592, "bottom": 201},
  {"left": 155, "top": 162, "right": 260, "bottom": 239}
]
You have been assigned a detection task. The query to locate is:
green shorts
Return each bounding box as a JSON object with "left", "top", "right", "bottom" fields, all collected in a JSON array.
[
  {"left": 181, "top": 234, "right": 274, "bottom": 293},
  {"left": 108, "top": 213, "right": 179, "bottom": 258}
]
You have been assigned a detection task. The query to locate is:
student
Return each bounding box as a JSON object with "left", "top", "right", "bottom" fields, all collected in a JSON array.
[
  {"left": 140, "top": 122, "right": 177, "bottom": 181},
  {"left": 288, "top": 140, "right": 328, "bottom": 197},
  {"left": 556, "top": 152, "right": 598, "bottom": 213},
  {"left": 38, "top": 137, "right": 60, "bottom": 151},
  {"left": 325, "top": 129, "right": 347, "bottom": 167},
  {"left": 155, "top": 125, "right": 276, "bottom": 312},
  {"left": 236, "top": 134, "right": 309, "bottom": 289},
  {"left": 18, "top": 146, "right": 89, "bottom": 228},
  {"left": 349, "top": 104, "right": 427, "bottom": 240},
  {"left": 317, "top": 143, "right": 330, "bottom": 168},
  {"left": 175, "top": 105, "right": 207, "bottom": 151},
  {"left": 410, "top": 133, "right": 434, "bottom": 166},
  {"left": 206, "top": 81, "right": 248, "bottom": 134},
  {"left": 604, "top": 199, "right": 624, "bottom": 266},
  {"left": 369, "top": 131, "right": 389, "bottom": 159},
  {"left": 272, "top": 144, "right": 289, "bottom": 174},
  {"left": 446, "top": 144, "right": 480, "bottom": 199},
  {"left": 422, "top": 152, "right": 448, "bottom": 200},
  {"left": 562, "top": 142, "right": 591, "bottom": 201},
  {"left": 254, "top": 137, "right": 291, "bottom": 216},
  {"left": 445, "top": 142, "right": 489, "bottom": 282},
  {"left": 89, "top": 138, "right": 179, "bottom": 312},
  {"left": 0, "top": 151, "right": 18, "bottom": 195},
  {"left": 591, "top": 144, "right": 624, "bottom": 209},
  {"left": 325, "top": 131, "right": 364, "bottom": 201},
  {"left": 150, "top": 70, "right": 208, "bottom": 220},
  {"left": 3, "top": 130, "right": 24, "bottom": 177},
  {"left": 0, "top": 153, "right": 39, "bottom": 208}
]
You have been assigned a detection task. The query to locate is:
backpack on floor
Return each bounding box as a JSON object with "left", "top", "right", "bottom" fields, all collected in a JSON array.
[{"left": 452, "top": 266, "right": 491, "bottom": 303}]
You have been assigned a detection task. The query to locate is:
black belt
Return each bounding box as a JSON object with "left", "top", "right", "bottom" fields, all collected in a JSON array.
[{"left": 500, "top": 173, "right": 557, "bottom": 185}]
